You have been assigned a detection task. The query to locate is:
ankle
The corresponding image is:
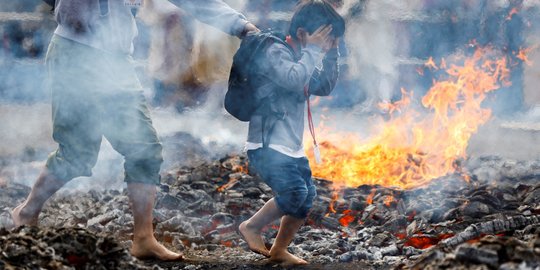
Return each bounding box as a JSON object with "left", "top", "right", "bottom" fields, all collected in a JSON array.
[
  {"left": 270, "top": 247, "right": 288, "bottom": 256},
  {"left": 241, "top": 220, "right": 260, "bottom": 232},
  {"left": 17, "top": 202, "right": 40, "bottom": 217},
  {"left": 133, "top": 233, "right": 156, "bottom": 242}
]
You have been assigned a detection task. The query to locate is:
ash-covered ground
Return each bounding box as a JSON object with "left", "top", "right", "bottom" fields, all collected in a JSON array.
[
  {"left": 1, "top": 105, "right": 540, "bottom": 270},
  {"left": 1, "top": 151, "right": 540, "bottom": 270}
]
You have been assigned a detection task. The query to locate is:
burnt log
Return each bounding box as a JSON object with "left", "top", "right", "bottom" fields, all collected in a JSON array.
[{"left": 439, "top": 214, "right": 540, "bottom": 250}]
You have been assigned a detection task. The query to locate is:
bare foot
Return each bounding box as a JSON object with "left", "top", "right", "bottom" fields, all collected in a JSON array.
[
  {"left": 11, "top": 202, "right": 39, "bottom": 227},
  {"left": 238, "top": 221, "right": 270, "bottom": 257},
  {"left": 269, "top": 250, "right": 308, "bottom": 266},
  {"left": 131, "top": 236, "right": 183, "bottom": 261}
]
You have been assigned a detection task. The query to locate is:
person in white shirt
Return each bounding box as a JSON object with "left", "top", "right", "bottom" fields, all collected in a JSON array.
[{"left": 12, "top": 0, "right": 257, "bottom": 261}]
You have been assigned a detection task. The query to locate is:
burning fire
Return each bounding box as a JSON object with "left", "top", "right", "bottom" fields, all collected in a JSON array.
[
  {"left": 516, "top": 46, "right": 535, "bottom": 66},
  {"left": 307, "top": 48, "right": 511, "bottom": 189}
]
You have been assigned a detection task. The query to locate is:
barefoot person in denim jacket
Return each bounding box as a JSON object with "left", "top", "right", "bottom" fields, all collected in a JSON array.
[{"left": 238, "top": 0, "right": 345, "bottom": 266}]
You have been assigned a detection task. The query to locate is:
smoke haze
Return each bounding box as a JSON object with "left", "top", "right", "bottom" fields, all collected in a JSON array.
[{"left": 0, "top": 0, "right": 539, "bottom": 191}]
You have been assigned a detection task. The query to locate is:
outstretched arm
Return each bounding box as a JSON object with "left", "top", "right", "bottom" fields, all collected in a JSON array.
[{"left": 168, "top": 0, "right": 257, "bottom": 37}]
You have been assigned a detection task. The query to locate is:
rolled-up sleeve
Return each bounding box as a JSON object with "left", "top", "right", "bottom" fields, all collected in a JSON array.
[{"left": 169, "top": 0, "right": 249, "bottom": 37}]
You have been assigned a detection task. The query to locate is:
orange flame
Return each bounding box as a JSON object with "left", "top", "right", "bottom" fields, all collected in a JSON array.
[
  {"left": 217, "top": 178, "right": 238, "bottom": 192},
  {"left": 328, "top": 189, "right": 339, "bottom": 213},
  {"left": 232, "top": 163, "right": 249, "bottom": 173},
  {"left": 383, "top": 194, "right": 395, "bottom": 207},
  {"left": 516, "top": 47, "right": 534, "bottom": 66},
  {"left": 217, "top": 162, "right": 248, "bottom": 192},
  {"left": 424, "top": 57, "right": 438, "bottom": 70},
  {"left": 366, "top": 188, "right": 376, "bottom": 205},
  {"left": 306, "top": 48, "right": 510, "bottom": 189}
]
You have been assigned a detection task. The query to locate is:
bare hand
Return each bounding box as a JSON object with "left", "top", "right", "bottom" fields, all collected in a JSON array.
[
  {"left": 322, "top": 37, "right": 339, "bottom": 52},
  {"left": 242, "top": 22, "right": 260, "bottom": 37},
  {"left": 305, "top": 25, "right": 333, "bottom": 49}
]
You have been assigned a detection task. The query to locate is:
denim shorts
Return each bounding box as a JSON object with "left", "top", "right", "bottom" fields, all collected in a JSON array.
[{"left": 247, "top": 148, "right": 316, "bottom": 218}]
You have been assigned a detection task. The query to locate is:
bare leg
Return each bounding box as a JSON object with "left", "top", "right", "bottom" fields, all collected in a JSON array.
[
  {"left": 128, "top": 182, "right": 183, "bottom": 261},
  {"left": 11, "top": 169, "right": 65, "bottom": 227},
  {"left": 269, "top": 215, "right": 308, "bottom": 266},
  {"left": 239, "top": 198, "right": 283, "bottom": 257}
]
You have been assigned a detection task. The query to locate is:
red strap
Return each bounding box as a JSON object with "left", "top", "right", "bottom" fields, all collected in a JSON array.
[{"left": 304, "top": 86, "right": 318, "bottom": 147}]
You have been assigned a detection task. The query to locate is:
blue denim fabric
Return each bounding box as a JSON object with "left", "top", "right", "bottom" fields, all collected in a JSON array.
[{"left": 247, "top": 148, "right": 317, "bottom": 218}]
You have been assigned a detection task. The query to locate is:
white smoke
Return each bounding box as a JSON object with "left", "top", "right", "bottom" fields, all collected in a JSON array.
[{"left": 1, "top": 0, "right": 540, "bottom": 192}]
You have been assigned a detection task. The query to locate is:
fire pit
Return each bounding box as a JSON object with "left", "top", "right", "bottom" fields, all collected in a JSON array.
[{"left": 1, "top": 151, "right": 539, "bottom": 269}]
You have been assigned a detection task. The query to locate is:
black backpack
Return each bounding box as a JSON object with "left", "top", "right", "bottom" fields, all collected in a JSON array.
[{"left": 224, "top": 30, "right": 292, "bottom": 122}]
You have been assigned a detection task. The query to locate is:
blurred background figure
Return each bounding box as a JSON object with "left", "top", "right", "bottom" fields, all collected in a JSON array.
[
  {"left": 0, "top": 0, "right": 55, "bottom": 103},
  {"left": 344, "top": 0, "right": 400, "bottom": 113},
  {"left": 138, "top": 0, "right": 243, "bottom": 112},
  {"left": 0, "top": 0, "right": 539, "bottom": 116},
  {"left": 139, "top": 0, "right": 355, "bottom": 113}
]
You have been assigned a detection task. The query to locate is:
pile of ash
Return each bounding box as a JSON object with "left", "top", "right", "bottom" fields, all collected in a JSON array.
[{"left": 0, "top": 154, "right": 539, "bottom": 269}]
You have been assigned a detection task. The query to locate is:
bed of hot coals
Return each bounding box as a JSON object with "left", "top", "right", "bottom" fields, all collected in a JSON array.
[{"left": 1, "top": 152, "right": 540, "bottom": 269}]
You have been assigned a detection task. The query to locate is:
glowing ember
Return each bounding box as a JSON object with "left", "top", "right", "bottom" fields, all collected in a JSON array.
[
  {"left": 328, "top": 189, "right": 339, "bottom": 214},
  {"left": 220, "top": 240, "right": 234, "bottom": 247},
  {"left": 217, "top": 178, "right": 238, "bottom": 192},
  {"left": 307, "top": 48, "right": 510, "bottom": 189},
  {"left": 404, "top": 233, "right": 454, "bottom": 249},
  {"left": 217, "top": 161, "right": 248, "bottom": 192},
  {"left": 339, "top": 209, "right": 356, "bottom": 227},
  {"left": 383, "top": 194, "right": 395, "bottom": 207},
  {"left": 366, "top": 188, "right": 376, "bottom": 205},
  {"left": 232, "top": 163, "right": 249, "bottom": 174}
]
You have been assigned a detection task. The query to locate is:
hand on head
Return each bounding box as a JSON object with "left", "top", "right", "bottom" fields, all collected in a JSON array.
[
  {"left": 322, "top": 36, "right": 339, "bottom": 52},
  {"left": 305, "top": 25, "right": 334, "bottom": 51}
]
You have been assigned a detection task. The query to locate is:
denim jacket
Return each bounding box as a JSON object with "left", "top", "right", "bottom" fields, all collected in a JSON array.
[{"left": 246, "top": 41, "right": 340, "bottom": 157}]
